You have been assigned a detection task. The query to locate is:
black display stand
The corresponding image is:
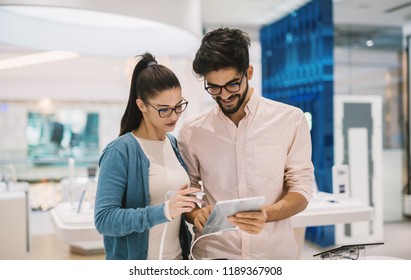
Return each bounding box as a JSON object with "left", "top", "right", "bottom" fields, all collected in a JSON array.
[{"left": 313, "top": 242, "right": 384, "bottom": 260}]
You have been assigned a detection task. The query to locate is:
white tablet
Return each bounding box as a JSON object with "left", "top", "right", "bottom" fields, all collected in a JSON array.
[{"left": 201, "top": 196, "right": 266, "bottom": 235}]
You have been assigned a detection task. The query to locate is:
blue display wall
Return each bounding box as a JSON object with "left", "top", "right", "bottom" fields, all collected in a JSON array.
[{"left": 260, "top": 0, "right": 334, "bottom": 246}]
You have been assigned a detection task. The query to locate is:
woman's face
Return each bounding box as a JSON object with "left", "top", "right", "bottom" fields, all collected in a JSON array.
[{"left": 139, "top": 87, "right": 187, "bottom": 134}]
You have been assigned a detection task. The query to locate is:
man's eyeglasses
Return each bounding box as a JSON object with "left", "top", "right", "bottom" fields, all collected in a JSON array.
[
  {"left": 204, "top": 70, "right": 247, "bottom": 96},
  {"left": 147, "top": 98, "right": 189, "bottom": 118}
]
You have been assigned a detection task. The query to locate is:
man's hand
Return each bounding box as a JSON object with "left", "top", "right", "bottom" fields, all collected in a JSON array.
[
  {"left": 190, "top": 205, "right": 212, "bottom": 231},
  {"left": 228, "top": 209, "right": 267, "bottom": 234}
]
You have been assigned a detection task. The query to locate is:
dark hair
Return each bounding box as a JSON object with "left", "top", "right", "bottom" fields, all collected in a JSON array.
[
  {"left": 119, "top": 52, "right": 181, "bottom": 136},
  {"left": 192, "top": 27, "right": 251, "bottom": 77}
]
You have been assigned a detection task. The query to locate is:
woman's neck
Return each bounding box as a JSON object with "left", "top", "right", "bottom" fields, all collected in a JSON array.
[{"left": 133, "top": 121, "right": 166, "bottom": 141}]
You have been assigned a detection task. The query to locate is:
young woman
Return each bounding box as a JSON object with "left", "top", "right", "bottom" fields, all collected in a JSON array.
[{"left": 94, "top": 52, "right": 202, "bottom": 260}]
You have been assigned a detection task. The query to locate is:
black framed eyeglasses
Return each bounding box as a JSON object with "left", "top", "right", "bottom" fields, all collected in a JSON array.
[
  {"left": 147, "top": 98, "right": 188, "bottom": 118},
  {"left": 204, "top": 70, "right": 247, "bottom": 96}
]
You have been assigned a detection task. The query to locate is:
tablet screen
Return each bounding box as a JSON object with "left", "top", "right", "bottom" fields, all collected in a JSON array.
[{"left": 201, "top": 196, "right": 266, "bottom": 235}]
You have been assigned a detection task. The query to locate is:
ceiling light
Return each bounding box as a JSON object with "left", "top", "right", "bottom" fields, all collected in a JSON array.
[{"left": 0, "top": 51, "right": 79, "bottom": 70}]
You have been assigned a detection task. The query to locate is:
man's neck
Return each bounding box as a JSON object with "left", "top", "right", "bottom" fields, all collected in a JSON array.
[{"left": 226, "top": 88, "right": 253, "bottom": 126}]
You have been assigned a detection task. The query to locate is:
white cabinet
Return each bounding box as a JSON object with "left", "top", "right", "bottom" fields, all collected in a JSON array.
[{"left": 0, "top": 190, "right": 30, "bottom": 259}]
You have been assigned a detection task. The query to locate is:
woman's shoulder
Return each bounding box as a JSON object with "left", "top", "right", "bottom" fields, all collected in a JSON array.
[
  {"left": 99, "top": 132, "right": 146, "bottom": 165},
  {"left": 103, "top": 132, "right": 140, "bottom": 153}
]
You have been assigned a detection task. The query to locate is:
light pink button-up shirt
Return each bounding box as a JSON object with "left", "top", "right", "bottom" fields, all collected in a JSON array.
[{"left": 178, "top": 92, "right": 314, "bottom": 259}]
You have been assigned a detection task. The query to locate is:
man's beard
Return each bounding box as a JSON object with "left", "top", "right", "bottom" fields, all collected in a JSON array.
[{"left": 216, "top": 82, "right": 248, "bottom": 115}]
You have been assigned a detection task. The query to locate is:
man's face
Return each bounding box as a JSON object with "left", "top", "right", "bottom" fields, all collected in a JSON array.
[{"left": 204, "top": 68, "right": 248, "bottom": 115}]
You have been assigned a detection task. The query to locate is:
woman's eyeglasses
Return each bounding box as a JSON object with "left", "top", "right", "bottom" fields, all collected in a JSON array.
[{"left": 147, "top": 98, "right": 188, "bottom": 118}]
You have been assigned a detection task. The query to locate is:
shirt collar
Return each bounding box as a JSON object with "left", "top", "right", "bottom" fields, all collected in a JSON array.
[{"left": 244, "top": 90, "right": 258, "bottom": 117}]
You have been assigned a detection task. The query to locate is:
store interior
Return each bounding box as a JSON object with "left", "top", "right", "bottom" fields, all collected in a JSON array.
[{"left": 1, "top": 0, "right": 411, "bottom": 260}]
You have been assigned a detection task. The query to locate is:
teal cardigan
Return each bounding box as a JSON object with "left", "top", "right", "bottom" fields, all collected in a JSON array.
[{"left": 94, "top": 132, "right": 192, "bottom": 260}]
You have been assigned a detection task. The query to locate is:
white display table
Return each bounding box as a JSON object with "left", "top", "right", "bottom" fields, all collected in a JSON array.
[
  {"left": 50, "top": 192, "right": 374, "bottom": 257},
  {"left": 291, "top": 191, "right": 374, "bottom": 259},
  {"left": 292, "top": 191, "right": 374, "bottom": 227},
  {"left": 50, "top": 202, "right": 103, "bottom": 255}
]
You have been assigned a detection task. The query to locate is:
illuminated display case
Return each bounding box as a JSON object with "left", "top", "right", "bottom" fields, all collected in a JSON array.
[{"left": 260, "top": 0, "right": 334, "bottom": 246}]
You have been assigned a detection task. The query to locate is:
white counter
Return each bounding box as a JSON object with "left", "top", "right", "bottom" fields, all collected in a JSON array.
[
  {"left": 291, "top": 191, "right": 374, "bottom": 259},
  {"left": 292, "top": 191, "right": 374, "bottom": 228},
  {"left": 50, "top": 202, "right": 103, "bottom": 254}
]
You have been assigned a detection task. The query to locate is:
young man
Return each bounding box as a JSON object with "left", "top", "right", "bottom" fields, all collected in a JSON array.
[{"left": 178, "top": 28, "right": 314, "bottom": 259}]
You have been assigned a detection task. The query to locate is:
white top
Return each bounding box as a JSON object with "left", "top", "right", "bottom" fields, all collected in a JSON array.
[{"left": 135, "top": 135, "right": 190, "bottom": 260}]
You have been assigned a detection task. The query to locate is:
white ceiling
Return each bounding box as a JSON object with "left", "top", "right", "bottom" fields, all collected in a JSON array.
[
  {"left": 201, "top": 0, "right": 411, "bottom": 39},
  {"left": 0, "top": 0, "right": 406, "bottom": 103},
  {"left": 202, "top": 0, "right": 411, "bottom": 27},
  {"left": 1, "top": 0, "right": 411, "bottom": 54},
  {"left": 333, "top": 0, "right": 411, "bottom": 26}
]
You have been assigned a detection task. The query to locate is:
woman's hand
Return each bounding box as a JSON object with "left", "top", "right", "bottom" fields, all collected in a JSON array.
[{"left": 169, "top": 184, "right": 204, "bottom": 219}]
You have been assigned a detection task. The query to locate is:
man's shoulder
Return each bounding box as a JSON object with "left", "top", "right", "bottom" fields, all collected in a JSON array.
[
  {"left": 258, "top": 96, "right": 304, "bottom": 115},
  {"left": 181, "top": 107, "right": 214, "bottom": 128}
]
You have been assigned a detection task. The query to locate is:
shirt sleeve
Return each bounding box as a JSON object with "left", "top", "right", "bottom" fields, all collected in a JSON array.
[
  {"left": 177, "top": 123, "right": 202, "bottom": 190},
  {"left": 284, "top": 110, "right": 315, "bottom": 202}
]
